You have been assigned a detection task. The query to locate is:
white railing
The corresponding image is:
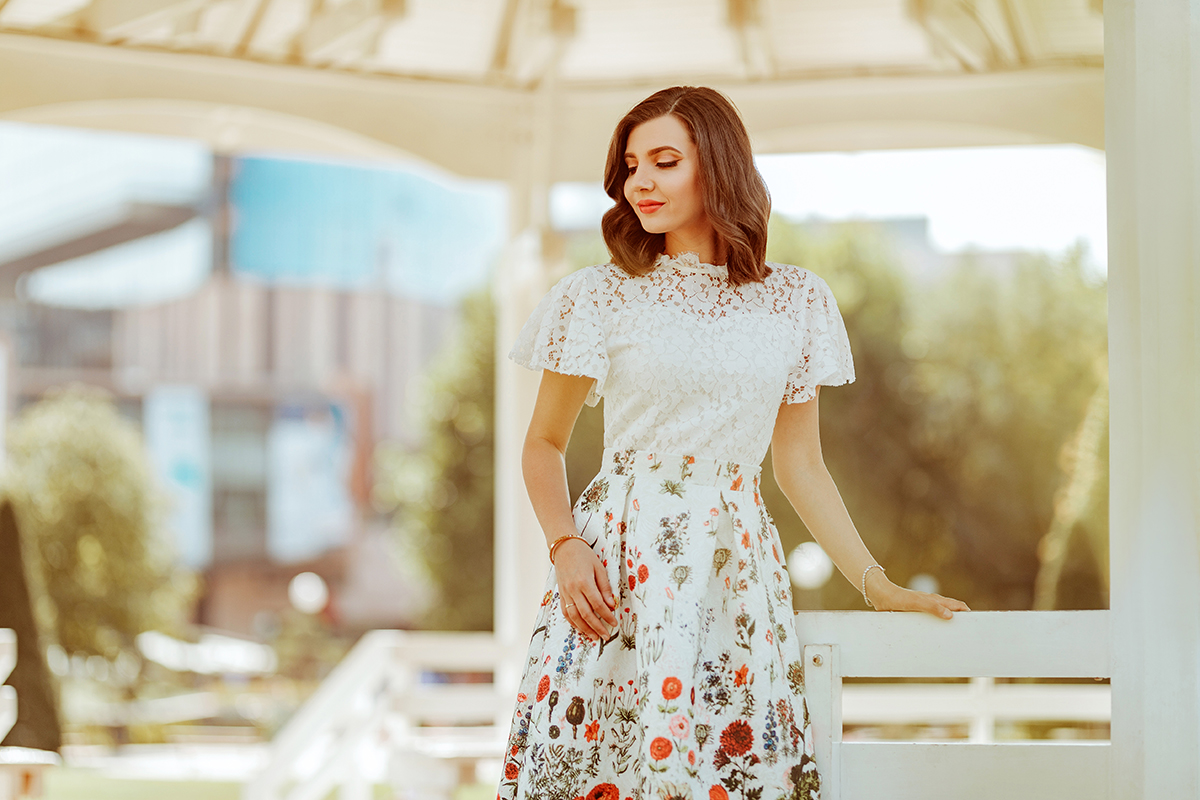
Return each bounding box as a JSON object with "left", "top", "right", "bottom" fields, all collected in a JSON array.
[
  {"left": 243, "top": 629, "right": 509, "bottom": 800},
  {"left": 0, "top": 628, "right": 60, "bottom": 800},
  {"left": 0, "top": 630, "right": 15, "bottom": 742},
  {"left": 249, "top": 611, "right": 1111, "bottom": 799},
  {"left": 797, "top": 610, "right": 1110, "bottom": 800}
]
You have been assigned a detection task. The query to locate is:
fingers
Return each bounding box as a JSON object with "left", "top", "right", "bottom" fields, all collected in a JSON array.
[
  {"left": 924, "top": 593, "right": 971, "bottom": 619},
  {"left": 573, "top": 595, "right": 613, "bottom": 641},
  {"left": 558, "top": 558, "right": 619, "bottom": 642},
  {"left": 592, "top": 562, "right": 619, "bottom": 624}
]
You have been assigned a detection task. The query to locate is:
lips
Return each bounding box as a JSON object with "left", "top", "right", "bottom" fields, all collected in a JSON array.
[{"left": 637, "top": 200, "right": 664, "bottom": 213}]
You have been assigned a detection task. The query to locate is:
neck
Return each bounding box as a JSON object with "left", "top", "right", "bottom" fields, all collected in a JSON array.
[{"left": 664, "top": 225, "right": 723, "bottom": 266}]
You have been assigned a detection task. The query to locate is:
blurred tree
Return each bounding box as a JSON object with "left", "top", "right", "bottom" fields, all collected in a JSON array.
[
  {"left": 4, "top": 386, "right": 195, "bottom": 659},
  {"left": 905, "top": 242, "right": 1108, "bottom": 609},
  {"left": 373, "top": 291, "right": 495, "bottom": 631},
  {"left": 765, "top": 222, "right": 1108, "bottom": 611},
  {"left": 763, "top": 219, "right": 952, "bottom": 611}
]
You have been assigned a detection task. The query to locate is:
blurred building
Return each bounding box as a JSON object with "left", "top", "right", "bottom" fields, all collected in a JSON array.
[{"left": 0, "top": 125, "right": 505, "bottom": 637}]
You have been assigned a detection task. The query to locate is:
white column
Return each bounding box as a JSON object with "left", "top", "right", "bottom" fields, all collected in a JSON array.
[
  {"left": 493, "top": 42, "right": 568, "bottom": 717},
  {"left": 1106, "top": 0, "right": 1200, "bottom": 796}
]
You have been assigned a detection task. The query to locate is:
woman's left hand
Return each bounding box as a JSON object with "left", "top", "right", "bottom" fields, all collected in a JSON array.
[{"left": 866, "top": 572, "right": 970, "bottom": 619}]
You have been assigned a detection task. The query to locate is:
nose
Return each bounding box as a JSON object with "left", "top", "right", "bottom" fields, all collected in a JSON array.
[{"left": 627, "top": 166, "right": 653, "bottom": 192}]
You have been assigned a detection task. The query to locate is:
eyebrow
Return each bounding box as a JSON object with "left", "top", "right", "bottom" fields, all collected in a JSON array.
[{"left": 624, "top": 145, "right": 683, "bottom": 159}]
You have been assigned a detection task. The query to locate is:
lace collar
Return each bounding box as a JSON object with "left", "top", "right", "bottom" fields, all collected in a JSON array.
[{"left": 654, "top": 251, "right": 729, "bottom": 279}]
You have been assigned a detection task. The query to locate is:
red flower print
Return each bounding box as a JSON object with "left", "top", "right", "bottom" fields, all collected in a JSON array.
[
  {"left": 618, "top": 521, "right": 626, "bottom": 535},
  {"left": 511, "top": 744, "right": 519, "bottom": 756},
  {"left": 719, "top": 720, "right": 754, "bottom": 756},
  {"left": 662, "top": 676, "right": 682, "bottom": 699},
  {"left": 690, "top": 686, "right": 695, "bottom": 704},
  {"left": 637, "top": 564, "right": 649, "bottom": 583},
  {"left": 669, "top": 714, "right": 689, "bottom": 737},
  {"left": 686, "top": 456, "right": 695, "bottom": 464},
  {"left": 766, "top": 630, "right": 774, "bottom": 644},
  {"left": 627, "top": 558, "right": 634, "bottom": 568},
  {"left": 536, "top": 674, "right": 550, "bottom": 702},
  {"left": 517, "top": 693, "right": 527, "bottom": 703},
  {"left": 629, "top": 575, "right": 637, "bottom": 591},
  {"left": 505, "top": 762, "right": 520, "bottom": 779},
  {"left": 709, "top": 787, "right": 729, "bottom": 800},
  {"left": 730, "top": 474, "right": 743, "bottom": 491},
  {"left": 688, "top": 749, "right": 696, "bottom": 764},
  {"left": 585, "top": 720, "right": 600, "bottom": 742},
  {"left": 734, "top": 664, "right": 749, "bottom": 687},
  {"left": 650, "top": 736, "right": 673, "bottom": 760},
  {"left": 585, "top": 784, "right": 619, "bottom": 800},
  {"left": 741, "top": 531, "right": 751, "bottom": 549},
  {"left": 633, "top": 499, "right": 640, "bottom": 510}
]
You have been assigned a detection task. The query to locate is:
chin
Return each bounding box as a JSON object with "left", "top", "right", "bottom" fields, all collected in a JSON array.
[{"left": 637, "top": 218, "right": 673, "bottom": 235}]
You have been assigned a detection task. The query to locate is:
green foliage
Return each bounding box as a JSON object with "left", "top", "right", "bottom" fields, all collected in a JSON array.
[
  {"left": 373, "top": 291, "right": 495, "bottom": 631},
  {"left": 764, "top": 221, "right": 1108, "bottom": 611},
  {"left": 5, "top": 385, "right": 194, "bottom": 658}
]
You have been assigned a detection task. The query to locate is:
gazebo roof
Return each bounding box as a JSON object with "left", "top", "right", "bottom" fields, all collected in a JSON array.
[{"left": 0, "top": 0, "right": 1104, "bottom": 180}]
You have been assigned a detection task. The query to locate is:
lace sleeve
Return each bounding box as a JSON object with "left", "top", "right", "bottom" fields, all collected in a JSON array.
[
  {"left": 508, "top": 267, "right": 609, "bottom": 407},
  {"left": 782, "top": 271, "right": 856, "bottom": 404}
]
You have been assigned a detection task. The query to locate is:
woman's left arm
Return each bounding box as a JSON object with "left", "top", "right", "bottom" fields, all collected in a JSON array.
[{"left": 772, "top": 389, "right": 970, "bottom": 619}]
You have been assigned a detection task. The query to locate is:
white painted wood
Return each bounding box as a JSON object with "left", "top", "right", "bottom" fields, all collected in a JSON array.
[
  {"left": 795, "top": 611, "right": 1109, "bottom": 678},
  {"left": 0, "top": 630, "right": 13, "bottom": 685},
  {"left": 839, "top": 742, "right": 1110, "bottom": 800},
  {"left": 803, "top": 644, "right": 841, "bottom": 800},
  {"left": 841, "top": 682, "right": 1110, "bottom": 725},
  {"left": 1105, "top": 0, "right": 1200, "bottom": 796},
  {"left": 799, "top": 611, "right": 1111, "bottom": 799},
  {"left": 244, "top": 629, "right": 507, "bottom": 800},
  {"left": 0, "top": 687, "right": 15, "bottom": 744},
  {"left": 0, "top": 33, "right": 1101, "bottom": 182}
]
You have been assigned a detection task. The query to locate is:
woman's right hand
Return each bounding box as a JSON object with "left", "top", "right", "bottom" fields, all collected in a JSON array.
[{"left": 554, "top": 539, "right": 619, "bottom": 641}]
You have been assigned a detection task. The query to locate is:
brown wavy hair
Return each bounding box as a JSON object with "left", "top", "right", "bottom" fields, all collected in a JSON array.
[{"left": 601, "top": 86, "right": 772, "bottom": 286}]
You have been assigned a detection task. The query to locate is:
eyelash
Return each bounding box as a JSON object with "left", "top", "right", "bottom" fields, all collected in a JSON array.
[{"left": 627, "top": 161, "right": 679, "bottom": 173}]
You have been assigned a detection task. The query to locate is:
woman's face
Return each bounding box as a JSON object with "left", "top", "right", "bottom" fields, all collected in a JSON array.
[{"left": 623, "top": 114, "right": 708, "bottom": 240}]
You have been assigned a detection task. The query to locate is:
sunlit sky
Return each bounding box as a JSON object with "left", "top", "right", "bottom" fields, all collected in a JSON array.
[
  {"left": 0, "top": 120, "right": 1108, "bottom": 308},
  {"left": 553, "top": 143, "right": 1108, "bottom": 276}
]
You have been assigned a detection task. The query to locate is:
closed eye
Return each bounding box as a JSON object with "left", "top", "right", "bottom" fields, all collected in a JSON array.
[{"left": 626, "top": 160, "right": 680, "bottom": 173}]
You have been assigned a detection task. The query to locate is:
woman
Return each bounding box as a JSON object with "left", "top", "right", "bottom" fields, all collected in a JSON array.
[{"left": 498, "top": 86, "right": 968, "bottom": 800}]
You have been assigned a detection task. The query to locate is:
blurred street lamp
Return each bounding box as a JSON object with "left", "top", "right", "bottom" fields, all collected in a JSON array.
[
  {"left": 908, "top": 573, "right": 940, "bottom": 596},
  {"left": 788, "top": 542, "right": 834, "bottom": 590},
  {"left": 288, "top": 572, "right": 329, "bottom": 615}
]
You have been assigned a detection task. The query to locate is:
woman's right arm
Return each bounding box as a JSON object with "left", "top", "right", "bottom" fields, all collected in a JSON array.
[{"left": 522, "top": 369, "right": 619, "bottom": 642}]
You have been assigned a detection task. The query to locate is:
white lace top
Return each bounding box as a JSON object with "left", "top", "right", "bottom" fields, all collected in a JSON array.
[{"left": 508, "top": 251, "right": 855, "bottom": 465}]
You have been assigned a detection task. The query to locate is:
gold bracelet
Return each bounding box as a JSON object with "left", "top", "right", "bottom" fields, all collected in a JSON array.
[{"left": 548, "top": 534, "right": 588, "bottom": 565}]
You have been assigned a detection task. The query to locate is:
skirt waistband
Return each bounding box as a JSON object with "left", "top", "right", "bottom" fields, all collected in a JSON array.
[{"left": 600, "top": 447, "right": 761, "bottom": 491}]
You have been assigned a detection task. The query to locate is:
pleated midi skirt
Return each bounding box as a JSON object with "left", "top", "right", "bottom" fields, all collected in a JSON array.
[{"left": 497, "top": 447, "right": 822, "bottom": 800}]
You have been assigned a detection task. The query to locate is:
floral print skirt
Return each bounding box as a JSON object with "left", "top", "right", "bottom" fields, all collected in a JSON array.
[{"left": 497, "top": 447, "right": 821, "bottom": 800}]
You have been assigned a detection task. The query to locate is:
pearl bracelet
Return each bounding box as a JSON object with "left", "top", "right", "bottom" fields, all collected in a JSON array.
[{"left": 860, "top": 564, "right": 886, "bottom": 609}]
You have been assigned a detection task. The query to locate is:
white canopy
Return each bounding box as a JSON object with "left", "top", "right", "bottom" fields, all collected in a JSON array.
[{"left": 0, "top": 0, "right": 1103, "bottom": 179}]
